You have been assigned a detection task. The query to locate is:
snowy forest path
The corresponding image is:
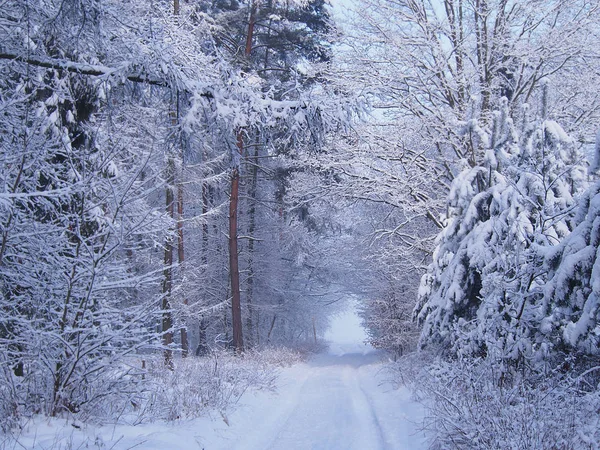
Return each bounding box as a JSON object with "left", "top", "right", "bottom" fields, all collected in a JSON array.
[
  {"left": 12, "top": 349, "right": 427, "bottom": 449},
  {"left": 231, "top": 350, "right": 425, "bottom": 450}
]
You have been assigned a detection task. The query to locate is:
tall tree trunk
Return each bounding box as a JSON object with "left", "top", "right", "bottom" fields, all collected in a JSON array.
[
  {"left": 162, "top": 159, "right": 175, "bottom": 370},
  {"left": 196, "top": 181, "right": 210, "bottom": 356},
  {"left": 229, "top": 150, "right": 244, "bottom": 353},
  {"left": 266, "top": 314, "right": 276, "bottom": 344},
  {"left": 245, "top": 137, "right": 260, "bottom": 348},
  {"left": 228, "top": 0, "right": 257, "bottom": 354},
  {"left": 177, "top": 181, "right": 188, "bottom": 357},
  {"left": 163, "top": 61, "right": 179, "bottom": 367},
  {"left": 157, "top": 0, "right": 181, "bottom": 370},
  {"left": 168, "top": 0, "right": 187, "bottom": 350},
  {"left": 475, "top": 0, "right": 491, "bottom": 115},
  {"left": 245, "top": 2, "right": 257, "bottom": 58}
]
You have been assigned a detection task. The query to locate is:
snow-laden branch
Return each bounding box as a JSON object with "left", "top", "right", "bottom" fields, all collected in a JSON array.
[
  {"left": 0, "top": 51, "right": 335, "bottom": 137},
  {"left": 0, "top": 51, "right": 325, "bottom": 111},
  {"left": 0, "top": 51, "right": 170, "bottom": 87}
]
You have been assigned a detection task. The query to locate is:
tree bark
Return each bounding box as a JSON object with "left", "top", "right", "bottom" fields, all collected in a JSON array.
[
  {"left": 229, "top": 157, "right": 244, "bottom": 353},
  {"left": 162, "top": 158, "right": 175, "bottom": 370},
  {"left": 196, "top": 180, "right": 210, "bottom": 355},
  {"left": 228, "top": 0, "right": 257, "bottom": 354},
  {"left": 245, "top": 2, "right": 257, "bottom": 58},
  {"left": 245, "top": 138, "right": 260, "bottom": 347},
  {"left": 177, "top": 181, "right": 189, "bottom": 357}
]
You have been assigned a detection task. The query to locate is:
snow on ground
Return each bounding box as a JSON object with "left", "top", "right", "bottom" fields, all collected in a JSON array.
[
  {"left": 229, "top": 351, "right": 427, "bottom": 450},
  {"left": 6, "top": 302, "right": 426, "bottom": 450}
]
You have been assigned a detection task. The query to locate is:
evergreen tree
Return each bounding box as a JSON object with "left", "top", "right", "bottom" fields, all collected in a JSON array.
[
  {"left": 415, "top": 97, "right": 587, "bottom": 363},
  {"left": 191, "top": 0, "right": 335, "bottom": 350},
  {"left": 542, "top": 180, "right": 600, "bottom": 356}
]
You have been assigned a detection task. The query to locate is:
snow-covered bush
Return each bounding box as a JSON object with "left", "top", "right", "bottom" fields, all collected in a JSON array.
[
  {"left": 104, "top": 348, "right": 302, "bottom": 424},
  {"left": 134, "top": 352, "right": 276, "bottom": 422},
  {"left": 0, "top": 362, "right": 19, "bottom": 433},
  {"left": 0, "top": 70, "right": 165, "bottom": 426},
  {"left": 246, "top": 346, "right": 310, "bottom": 367},
  {"left": 403, "top": 356, "right": 600, "bottom": 450}
]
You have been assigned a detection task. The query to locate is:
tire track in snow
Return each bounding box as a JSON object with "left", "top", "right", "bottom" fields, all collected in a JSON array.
[
  {"left": 235, "top": 352, "right": 392, "bottom": 450},
  {"left": 230, "top": 364, "right": 314, "bottom": 450},
  {"left": 343, "top": 365, "right": 388, "bottom": 450}
]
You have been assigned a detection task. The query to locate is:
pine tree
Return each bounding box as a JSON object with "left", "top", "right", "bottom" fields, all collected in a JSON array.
[
  {"left": 414, "top": 96, "right": 587, "bottom": 363},
  {"left": 193, "top": 0, "right": 334, "bottom": 350},
  {"left": 542, "top": 180, "right": 600, "bottom": 356}
]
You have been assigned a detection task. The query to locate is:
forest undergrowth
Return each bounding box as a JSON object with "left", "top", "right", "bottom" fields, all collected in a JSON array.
[
  {"left": 391, "top": 352, "right": 600, "bottom": 450},
  {"left": 1, "top": 346, "right": 306, "bottom": 445}
]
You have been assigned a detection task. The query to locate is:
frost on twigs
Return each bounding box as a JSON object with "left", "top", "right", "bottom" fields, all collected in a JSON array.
[
  {"left": 387, "top": 349, "right": 600, "bottom": 449},
  {"left": 117, "top": 349, "right": 286, "bottom": 423},
  {"left": 403, "top": 355, "right": 600, "bottom": 450}
]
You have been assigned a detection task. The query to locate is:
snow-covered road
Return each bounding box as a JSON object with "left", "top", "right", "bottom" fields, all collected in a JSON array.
[{"left": 227, "top": 349, "right": 426, "bottom": 450}]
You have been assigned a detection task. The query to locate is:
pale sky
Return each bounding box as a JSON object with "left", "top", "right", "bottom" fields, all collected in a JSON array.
[{"left": 325, "top": 299, "right": 372, "bottom": 354}]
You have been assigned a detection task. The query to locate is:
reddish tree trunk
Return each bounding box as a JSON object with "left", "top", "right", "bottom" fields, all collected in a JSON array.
[
  {"left": 229, "top": 162, "right": 244, "bottom": 353},
  {"left": 228, "top": 0, "right": 257, "bottom": 354},
  {"left": 245, "top": 3, "right": 257, "bottom": 57}
]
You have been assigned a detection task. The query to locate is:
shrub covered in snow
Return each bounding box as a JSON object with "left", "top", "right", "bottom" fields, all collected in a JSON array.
[
  {"left": 132, "top": 351, "right": 279, "bottom": 422},
  {"left": 396, "top": 355, "right": 600, "bottom": 450},
  {"left": 0, "top": 347, "right": 306, "bottom": 435}
]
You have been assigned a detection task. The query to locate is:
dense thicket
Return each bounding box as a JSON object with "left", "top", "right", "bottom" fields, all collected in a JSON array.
[{"left": 0, "top": 0, "right": 340, "bottom": 426}]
